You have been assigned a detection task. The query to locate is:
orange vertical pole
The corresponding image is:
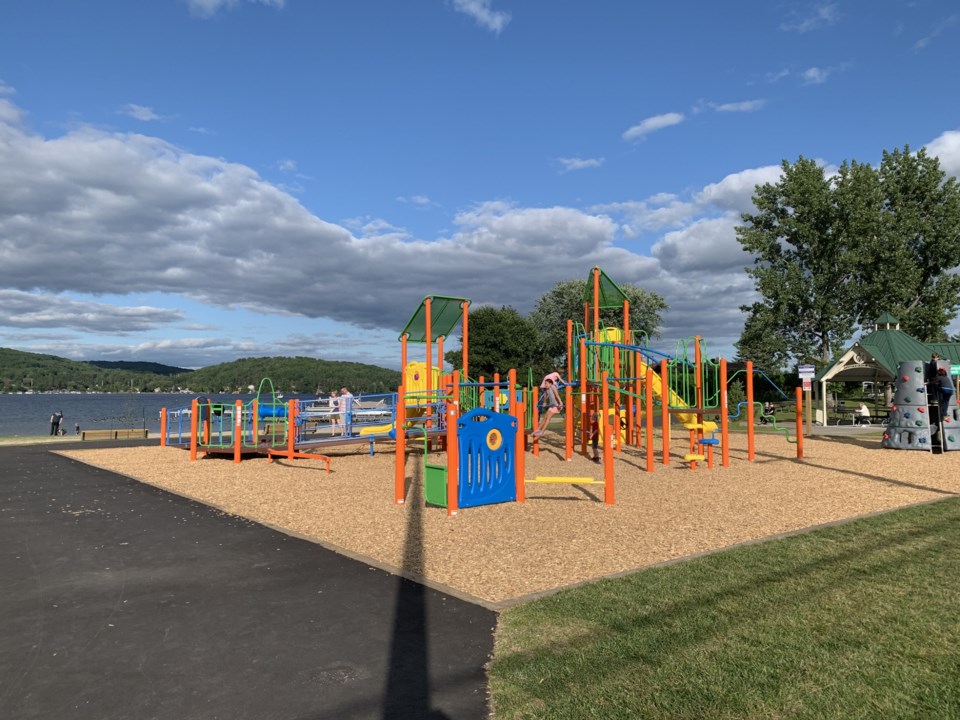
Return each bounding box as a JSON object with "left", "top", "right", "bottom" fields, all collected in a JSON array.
[
  {"left": 395, "top": 384, "right": 406, "bottom": 504},
  {"left": 746, "top": 360, "right": 755, "bottom": 461},
  {"left": 613, "top": 341, "right": 621, "bottom": 452},
  {"left": 286, "top": 400, "right": 296, "bottom": 456},
  {"left": 579, "top": 336, "right": 588, "bottom": 455},
  {"left": 623, "top": 300, "right": 633, "bottom": 447},
  {"left": 437, "top": 335, "right": 444, "bottom": 377},
  {"left": 566, "top": 320, "right": 573, "bottom": 380},
  {"left": 189, "top": 398, "right": 198, "bottom": 461},
  {"left": 425, "top": 297, "right": 433, "bottom": 412},
  {"left": 645, "top": 366, "right": 655, "bottom": 473},
  {"left": 461, "top": 301, "right": 469, "bottom": 382},
  {"left": 493, "top": 372, "right": 500, "bottom": 412},
  {"left": 795, "top": 386, "right": 804, "bottom": 459},
  {"left": 720, "top": 359, "right": 730, "bottom": 467},
  {"left": 401, "top": 333, "right": 408, "bottom": 375},
  {"left": 233, "top": 399, "right": 242, "bottom": 463},
  {"left": 515, "top": 400, "right": 526, "bottom": 503},
  {"left": 159, "top": 408, "right": 167, "bottom": 446},
  {"left": 446, "top": 371, "right": 459, "bottom": 518},
  {"left": 660, "top": 359, "right": 670, "bottom": 465},
  {"left": 602, "top": 372, "right": 614, "bottom": 504}
]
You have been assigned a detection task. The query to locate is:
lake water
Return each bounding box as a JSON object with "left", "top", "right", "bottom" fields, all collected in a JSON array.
[{"left": 0, "top": 393, "right": 318, "bottom": 438}]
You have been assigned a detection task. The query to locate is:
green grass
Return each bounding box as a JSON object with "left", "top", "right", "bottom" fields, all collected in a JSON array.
[{"left": 489, "top": 498, "right": 960, "bottom": 719}]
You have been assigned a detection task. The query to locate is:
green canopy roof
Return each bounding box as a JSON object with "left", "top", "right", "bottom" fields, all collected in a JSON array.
[
  {"left": 398, "top": 295, "right": 470, "bottom": 343},
  {"left": 582, "top": 267, "right": 628, "bottom": 309}
]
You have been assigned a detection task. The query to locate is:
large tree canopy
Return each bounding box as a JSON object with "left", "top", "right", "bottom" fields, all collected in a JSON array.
[
  {"left": 444, "top": 305, "right": 542, "bottom": 379},
  {"left": 737, "top": 146, "right": 960, "bottom": 367},
  {"left": 527, "top": 279, "right": 667, "bottom": 366}
]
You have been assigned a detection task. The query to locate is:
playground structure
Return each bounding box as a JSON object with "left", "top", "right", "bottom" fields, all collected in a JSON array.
[
  {"left": 391, "top": 268, "right": 804, "bottom": 516},
  {"left": 882, "top": 359, "right": 960, "bottom": 452},
  {"left": 158, "top": 267, "right": 805, "bottom": 516}
]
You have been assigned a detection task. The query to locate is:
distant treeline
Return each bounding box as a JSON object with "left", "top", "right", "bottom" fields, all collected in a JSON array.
[{"left": 0, "top": 348, "right": 401, "bottom": 394}]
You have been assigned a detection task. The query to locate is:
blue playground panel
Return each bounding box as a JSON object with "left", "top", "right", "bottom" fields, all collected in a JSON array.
[{"left": 457, "top": 408, "right": 517, "bottom": 509}]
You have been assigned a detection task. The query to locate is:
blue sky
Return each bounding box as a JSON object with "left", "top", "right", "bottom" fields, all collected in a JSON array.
[{"left": 1, "top": 0, "right": 958, "bottom": 370}]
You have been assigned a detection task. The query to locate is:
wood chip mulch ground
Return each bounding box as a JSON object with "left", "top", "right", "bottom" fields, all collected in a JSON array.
[{"left": 58, "top": 432, "right": 960, "bottom": 607}]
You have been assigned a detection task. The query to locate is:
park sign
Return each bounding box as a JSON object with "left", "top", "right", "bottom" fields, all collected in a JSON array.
[{"left": 798, "top": 364, "right": 816, "bottom": 379}]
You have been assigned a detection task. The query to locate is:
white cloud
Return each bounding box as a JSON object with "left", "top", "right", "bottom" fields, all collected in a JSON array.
[
  {"left": 396, "top": 195, "right": 434, "bottom": 206},
  {"left": 0, "top": 290, "right": 184, "bottom": 332},
  {"left": 801, "top": 66, "right": 831, "bottom": 85},
  {"left": 695, "top": 165, "right": 783, "bottom": 211},
  {"left": 277, "top": 159, "right": 297, "bottom": 172},
  {"left": 557, "top": 157, "right": 604, "bottom": 173},
  {"left": 713, "top": 99, "right": 766, "bottom": 113},
  {"left": 0, "top": 80, "right": 14, "bottom": 95},
  {"left": 451, "top": 0, "right": 511, "bottom": 34},
  {"left": 622, "top": 113, "right": 685, "bottom": 141},
  {"left": 765, "top": 68, "right": 790, "bottom": 84},
  {"left": 914, "top": 14, "right": 957, "bottom": 51},
  {"left": 926, "top": 129, "right": 960, "bottom": 180},
  {"left": 187, "top": 0, "right": 286, "bottom": 18},
  {"left": 120, "top": 104, "right": 162, "bottom": 121},
  {"left": 780, "top": 3, "right": 839, "bottom": 33}
]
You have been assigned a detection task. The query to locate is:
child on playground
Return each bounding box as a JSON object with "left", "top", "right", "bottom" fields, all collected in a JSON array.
[{"left": 532, "top": 377, "right": 562, "bottom": 437}]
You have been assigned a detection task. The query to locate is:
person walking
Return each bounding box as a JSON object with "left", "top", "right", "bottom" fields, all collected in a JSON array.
[
  {"left": 328, "top": 389, "right": 340, "bottom": 436},
  {"left": 339, "top": 387, "right": 354, "bottom": 437},
  {"left": 50, "top": 410, "right": 63, "bottom": 436}
]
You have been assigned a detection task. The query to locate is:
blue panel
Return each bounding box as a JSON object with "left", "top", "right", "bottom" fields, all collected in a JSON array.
[{"left": 457, "top": 408, "right": 517, "bottom": 508}]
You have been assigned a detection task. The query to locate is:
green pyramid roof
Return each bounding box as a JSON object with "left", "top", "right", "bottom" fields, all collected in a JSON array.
[
  {"left": 582, "top": 267, "right": 628, "bottom": 309},
  {"left": 398, "top": 295, "right": 470, "bottom": 343},
  {"left": 856, "top": 328, "right": 933, "bottom": 376}
]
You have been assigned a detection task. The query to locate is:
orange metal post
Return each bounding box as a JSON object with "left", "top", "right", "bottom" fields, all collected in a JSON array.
[
  {"left": 660, "top": 359, "right": 670, "bottom": 465},
  {"left": 446, "top": 372, "right": 459, "bottom": 518},
  {"left": 159, "top": 408, "right": 167, "bottom": 447},
  {"left": 613, "top": 343, "right": 621, "bottom": 452},
  {"left": 461, "top": 301, "right": 469, "bottom": 382},
  {"left": 493, "top": 372, "right": 500, "bottom": 412},
  {"left": 746, "top": 360, "right": 755, "bottom": 461},
  {"left": 395, "top": 384, "right": 406, "bottom": 504},
  {"left": 566, "top": 320, "right": 573, "bottom": 380},
  {"left": 795, "top": 386, "right": 804, "bottom": 459},
  {"left": 437, "top": 336, "right": 444, "bottom": 379},
  {"left": 515, "top": 400, "right": 526, "bottom": 503},
  {"left": 286, "top": 399, "right": 296, "bottom": 456},
  {"left": 189, "top": 398, "right": 198, "bottom": 461},
  {"left": 234, "top": 399, "right": 243, "bottom": 464},
  {"left": 602, "top": 372, "right": 614, "bottom": 504},
  {"left": 401, "top": 333, "right": 408, "bottom": 374},
  {"left": 645, "top": 366, "right": 655, "bottom": 472},
  {"left": 720, "top": 359, "right": 730, "bottom": 467}
]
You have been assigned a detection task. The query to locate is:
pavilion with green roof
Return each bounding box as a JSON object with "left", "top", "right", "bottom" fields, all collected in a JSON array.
[{"left": 815, "top": 313, "right": 960, "bottom": 423}]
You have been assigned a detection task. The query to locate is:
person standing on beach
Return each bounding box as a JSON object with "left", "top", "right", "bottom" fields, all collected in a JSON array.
[
  {"left": 339, "top": 387, "right": 354, "bottom": 436},
  {"left": 50, "top": 410, "right": 63, "bottom": 436},
  {"left": 328, "top": 389, "right": 340, "bottom": 436}
]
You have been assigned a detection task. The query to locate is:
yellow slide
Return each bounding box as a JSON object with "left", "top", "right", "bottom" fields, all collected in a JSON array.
[{"left": 639, "top": 361, "right": 718, "bottom": 433}]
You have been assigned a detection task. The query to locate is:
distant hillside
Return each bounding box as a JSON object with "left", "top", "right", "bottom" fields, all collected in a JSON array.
[
  {"left": 87, "top": 360, "right": 193, "bottom": 376},
  {"left": 0, "top": 347, "right": 170, "bottom": 392},
  {"left": 177, "top": 356, "right": 401, "bottom": 395},
  {"left": 0, "top": 347, "right": 401, "bottom": 395}
]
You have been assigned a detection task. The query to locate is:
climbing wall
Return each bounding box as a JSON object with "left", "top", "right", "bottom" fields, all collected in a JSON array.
[{"left": 882, "top": 361, "right": 932, "bottom": 451}]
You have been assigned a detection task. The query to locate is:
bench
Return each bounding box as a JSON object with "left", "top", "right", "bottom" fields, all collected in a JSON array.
[{"left": 82, "top": 429, "right": 150, "bottom": 441}]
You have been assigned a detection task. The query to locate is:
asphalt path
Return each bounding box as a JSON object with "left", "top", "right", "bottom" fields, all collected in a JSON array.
[{"left": 0, "top": 441, "right": 495, "bottom": 719}]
